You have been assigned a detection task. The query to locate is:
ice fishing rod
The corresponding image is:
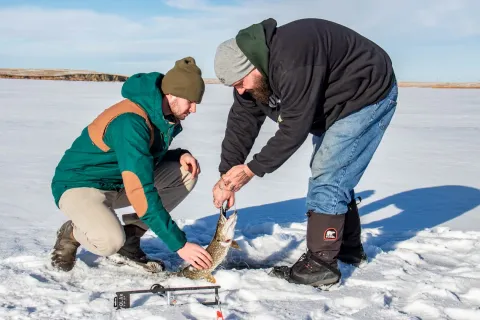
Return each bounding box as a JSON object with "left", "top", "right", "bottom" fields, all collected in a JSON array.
[{"left": 113, "top": 283, "right": 221, "bottom": 309}]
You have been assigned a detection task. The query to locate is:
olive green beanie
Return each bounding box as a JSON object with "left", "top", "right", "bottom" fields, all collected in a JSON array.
[{"left": 161, "top": 57, "right": 205, "bottom": 103}]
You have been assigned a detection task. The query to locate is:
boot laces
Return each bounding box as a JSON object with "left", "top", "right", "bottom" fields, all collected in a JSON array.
[{"left": 297, "top": 252, "right": 315, "bottom": 271}]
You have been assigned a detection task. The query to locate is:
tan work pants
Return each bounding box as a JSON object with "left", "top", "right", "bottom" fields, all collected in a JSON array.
[{"left": 58, "top": 155, "right": 196, "bottom": 256}]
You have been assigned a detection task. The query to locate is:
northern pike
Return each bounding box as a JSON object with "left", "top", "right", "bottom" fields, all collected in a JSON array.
[{"left": 177, "top": 206, "right": 239, "bottom": 283}]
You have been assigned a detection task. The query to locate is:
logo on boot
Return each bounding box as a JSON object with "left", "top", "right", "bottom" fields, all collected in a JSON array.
[{"left": 324, "top": 228, "right": 338, "bottom": 241}]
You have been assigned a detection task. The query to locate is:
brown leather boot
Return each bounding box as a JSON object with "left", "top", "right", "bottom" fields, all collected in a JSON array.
[
  {"left": 51, "top": 220, "right": 80, "bottom": 272},
  {"left": 116, "top": 224, "right": 165, "bottom": 272}
]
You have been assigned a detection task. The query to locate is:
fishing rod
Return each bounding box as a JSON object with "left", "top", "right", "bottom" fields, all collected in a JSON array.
[{"left": 113, "top": 283, "right": 222, "bottom": 309}]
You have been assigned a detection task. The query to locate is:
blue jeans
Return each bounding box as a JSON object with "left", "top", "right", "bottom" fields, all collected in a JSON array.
[{"left": 306, "top": 82, "right": 398, "bottom": 215}]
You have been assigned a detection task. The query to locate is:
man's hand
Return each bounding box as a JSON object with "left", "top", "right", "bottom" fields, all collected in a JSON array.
[
  {"left": 222, "top": 164, "right": 254, "bottom": 192},
  {"left": 177, "top": 242, "right": 213, "bottom": 270},
  {"left": 212, "top": 177, "right": 235, "bottom": 209},
  {"left": 180, "top": 153, "right": 201, "bottom": 178}
]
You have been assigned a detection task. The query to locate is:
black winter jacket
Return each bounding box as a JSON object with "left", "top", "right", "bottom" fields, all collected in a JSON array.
[{"left": 219, "top": 18, "right": 395, "bottom": 177}]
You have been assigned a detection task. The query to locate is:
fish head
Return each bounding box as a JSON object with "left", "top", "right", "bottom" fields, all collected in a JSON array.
[{"left": 216, "top": 210, "right": 238, "bottom": 247}]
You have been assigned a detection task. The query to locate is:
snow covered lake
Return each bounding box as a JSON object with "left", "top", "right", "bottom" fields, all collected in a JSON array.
[{"left": 0, "top": 79, "right": 479, "bottom": 319}]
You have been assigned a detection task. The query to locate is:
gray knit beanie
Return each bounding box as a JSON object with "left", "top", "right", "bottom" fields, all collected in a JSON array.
[{"left": 214, "top": 38, "right": 255, "bottom": 86}]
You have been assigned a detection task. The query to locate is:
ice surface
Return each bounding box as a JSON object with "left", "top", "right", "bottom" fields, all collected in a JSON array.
[{"left": 0, "top": 79, "right": 479, "bottom": 319}]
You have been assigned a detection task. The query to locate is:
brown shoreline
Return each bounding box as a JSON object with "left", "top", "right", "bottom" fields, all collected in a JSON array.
[{"left": 0, "top": 69, "right": 478, "bottom": 88}]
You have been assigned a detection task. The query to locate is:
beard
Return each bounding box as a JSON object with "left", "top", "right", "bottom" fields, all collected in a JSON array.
[
  {"left": 249, "top": 76, "right": 272, "bottom": 105},
  {"left": 169, "top": 99, "right": 188, "bottom": 121}
]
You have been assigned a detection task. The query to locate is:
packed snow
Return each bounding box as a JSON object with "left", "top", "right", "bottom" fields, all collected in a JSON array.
[{"left": 0, "top": 79, "right": 479, "bottom": 319}]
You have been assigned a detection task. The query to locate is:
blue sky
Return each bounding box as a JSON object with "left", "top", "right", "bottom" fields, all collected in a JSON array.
[{"left": 1, "top": 0, "right": 479, "bottom": 82}]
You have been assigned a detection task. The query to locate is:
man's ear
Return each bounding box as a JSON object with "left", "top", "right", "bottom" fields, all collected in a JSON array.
[{"left": 165, "top": 94, "right": 176, "bottom": 105}]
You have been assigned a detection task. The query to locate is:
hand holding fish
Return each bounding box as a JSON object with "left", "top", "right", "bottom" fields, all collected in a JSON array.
[
  {"left": 178, "top": 207, "right": 239, "bottom": 283},
  {"left": 222, "top": 164, "right": 254, "bottom": 192},
  {"left": 212, "top": 177, "right": 235, "bottom": 209},
  {"left": 180, "top": 153, "right": 201, "bottom": 178},
  {"left": 177, "top": 242, "right": 213, "bottom": 270}
]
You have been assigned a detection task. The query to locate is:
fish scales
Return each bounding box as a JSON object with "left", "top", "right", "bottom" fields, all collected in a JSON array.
[{"left": 174, "top": 206, "right": 240, "bottom": 283}]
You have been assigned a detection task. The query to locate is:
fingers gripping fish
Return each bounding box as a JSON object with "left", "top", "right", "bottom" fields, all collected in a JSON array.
[{"left": 176, "top": 206, "right": 239, "bottom": 283}]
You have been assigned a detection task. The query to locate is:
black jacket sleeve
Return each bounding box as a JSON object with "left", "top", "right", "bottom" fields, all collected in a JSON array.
[
  {"left": 247, "top": 65, "right": 327, "bottom": 177},
  {"left": 219, "top": 89, "right": 267, "bottom": 175}
]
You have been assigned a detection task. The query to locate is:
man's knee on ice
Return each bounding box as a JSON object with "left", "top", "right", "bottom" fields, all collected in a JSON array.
[{"left": 95, "top": 231, "right": 126, "bottom": 256}]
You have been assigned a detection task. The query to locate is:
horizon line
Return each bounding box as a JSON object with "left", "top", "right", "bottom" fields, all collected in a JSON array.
[{"left": 1, "top": 68, "right": 479, "bottom": 88}]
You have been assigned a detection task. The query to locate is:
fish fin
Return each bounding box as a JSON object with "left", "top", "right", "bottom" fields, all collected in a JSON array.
[
  {"left": 231, "top": 240, "right": 241, "bottom": 250},
  {"left": 205, "top": 273, "right": 216, "bottom": 283}
]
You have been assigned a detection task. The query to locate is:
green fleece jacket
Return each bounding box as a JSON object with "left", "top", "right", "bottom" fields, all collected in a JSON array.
[{"left": 51, "top": 72, "right": 187, "bottom": 252}]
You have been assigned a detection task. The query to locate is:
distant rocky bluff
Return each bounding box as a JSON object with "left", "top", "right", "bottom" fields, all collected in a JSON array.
[
  {"left": 0, "top": 69, "right": 477, "bottom": 88},
  {"left": 0, "top": 68, "right": 221, "bottom": 83}
]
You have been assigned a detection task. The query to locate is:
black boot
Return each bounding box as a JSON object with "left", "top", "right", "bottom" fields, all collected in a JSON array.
[
  {"left": 116, "top": 224, "right": 166, "bottom": 272},
  {"left": 337, "top": 195, "right": 367, "bottom": 266},
  {"left": 270, "top": 211, "right": 345, "bottom": 287},
  {"left": 51, "top": 220, "right": 81, "bottom": 272}
]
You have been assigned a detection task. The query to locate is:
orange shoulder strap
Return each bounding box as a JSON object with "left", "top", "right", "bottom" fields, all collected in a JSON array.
[{"left": 87, "top": 99, "right": 154, "bottom": 152}]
